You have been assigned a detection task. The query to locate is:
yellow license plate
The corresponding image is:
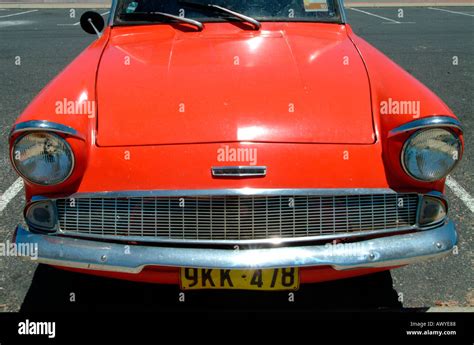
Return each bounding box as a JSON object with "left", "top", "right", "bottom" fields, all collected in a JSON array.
[{"left": 180, "top": 268, "right": 299, "bottom": 291}]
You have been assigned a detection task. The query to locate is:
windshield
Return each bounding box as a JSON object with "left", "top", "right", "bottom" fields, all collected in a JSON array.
[{"left": 114, "top": 0, "right": 342, "bottom": 25}]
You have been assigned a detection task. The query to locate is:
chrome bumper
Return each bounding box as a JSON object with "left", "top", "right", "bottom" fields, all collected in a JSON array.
[{"left": 14, "top": 221, "right": 457, "bottom": 273}]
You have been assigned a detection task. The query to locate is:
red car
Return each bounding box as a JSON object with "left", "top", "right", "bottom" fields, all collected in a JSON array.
[{"left": 10, "top": 0, "right": 463, "bottom": 291}]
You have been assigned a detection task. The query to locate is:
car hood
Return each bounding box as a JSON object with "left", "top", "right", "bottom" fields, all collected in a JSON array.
[{"left": 96, "top": 23, "right": 374, "bottom": 146}]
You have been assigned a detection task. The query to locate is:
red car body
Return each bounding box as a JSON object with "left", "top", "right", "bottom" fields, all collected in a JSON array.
[{"left": 10, "top": 1, "right": 463, "bottom": 288}]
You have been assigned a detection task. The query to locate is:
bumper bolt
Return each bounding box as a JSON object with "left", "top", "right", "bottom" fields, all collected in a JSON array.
[
  {"left": 368, "top": 252, "right": 376, "bottom": 260},
  {"left": 436, "top": 242, "right": 443, "bottom": 249},
  {"left": 100, "top": 255, "right": 107, "bottom": 262}
]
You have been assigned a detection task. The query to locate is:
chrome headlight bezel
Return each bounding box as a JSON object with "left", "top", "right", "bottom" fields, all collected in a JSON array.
[
  {"left": 401, "top": 128, "right": 462, "bottom": 182},
  {"left": 11, "top": 132, "right": 75, "bottom": 186}
]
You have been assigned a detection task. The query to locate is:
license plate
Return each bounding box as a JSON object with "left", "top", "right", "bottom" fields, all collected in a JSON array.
[{"left": 180, "top": 268, "right": 299, "bottom": 291}]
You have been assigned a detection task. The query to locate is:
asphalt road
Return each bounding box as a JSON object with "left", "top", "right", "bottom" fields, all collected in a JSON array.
[{"left": 0, "top": 7, "right": 473, "bottom": 312}]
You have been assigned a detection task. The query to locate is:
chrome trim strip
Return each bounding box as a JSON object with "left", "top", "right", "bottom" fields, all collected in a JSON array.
[
  {"left": 338, "top": 0, "right": 347, "bottom": 23},
  {"left": 10, "top": 120, "right": 85, "bottom": 140},
  {"left": 50, "top": 188, "right": 399, "bottom": 200},
  {"left": 212, "top": 166, "right": 267, "bottom": 177},
  {"left": 388, "top": 116, "right": 463, "bottom": 138},
  {"left": 14, "top": 221, "right": 457, "bottom": 271},
  {"left": 109, "top": 0, "right": 118, "bottom": 26},
  {"left": 53, "top": 225, "right": 419, "bottom": 246}
]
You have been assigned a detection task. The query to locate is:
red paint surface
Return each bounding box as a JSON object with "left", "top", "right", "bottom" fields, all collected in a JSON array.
[{"left": 57, "top": 265, "right": 399, "bottom": 285}]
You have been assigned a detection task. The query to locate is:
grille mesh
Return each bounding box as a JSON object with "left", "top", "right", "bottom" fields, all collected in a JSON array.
[{"left": 56, "top": 194, "right": 419, "bottom": 242}]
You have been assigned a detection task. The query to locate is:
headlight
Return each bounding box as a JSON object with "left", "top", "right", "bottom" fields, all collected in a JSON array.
[
  {"left": 402, "top": 129, "right": 461, "bottom": 182},
  {"left": 11, "top": 132, "right": 74, "bottom": 185}
]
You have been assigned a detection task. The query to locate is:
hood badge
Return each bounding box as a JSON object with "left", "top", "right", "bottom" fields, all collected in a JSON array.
[{"left": 212, "top": 166, "right": 267, "bottom": 177}]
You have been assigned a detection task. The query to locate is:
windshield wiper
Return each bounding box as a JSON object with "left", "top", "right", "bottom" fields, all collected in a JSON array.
[
  {"left": 178, "top": 1, "right": 261, "bottom": 30},
  {"left": 119, "top": 11, "right": 204, "bottom": 31}
]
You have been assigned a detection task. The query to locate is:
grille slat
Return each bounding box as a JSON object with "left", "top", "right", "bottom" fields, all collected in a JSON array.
[{"left": 56, "top": 194, "right": 419, "bottom": 242}]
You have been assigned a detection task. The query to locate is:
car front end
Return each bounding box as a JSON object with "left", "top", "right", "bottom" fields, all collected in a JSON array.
[{"left": 9, "top": 0, "right": 464, "bottom": 290}]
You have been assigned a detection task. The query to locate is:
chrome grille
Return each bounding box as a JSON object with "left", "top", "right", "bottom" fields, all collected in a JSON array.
[{"left": 56, "top": 193, "right": 419, "bottom": 242}]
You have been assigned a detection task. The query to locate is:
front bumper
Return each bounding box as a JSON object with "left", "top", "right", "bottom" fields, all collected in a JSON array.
[{"left": 15, "top": 221, "right": 457, "bottom": 273}]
